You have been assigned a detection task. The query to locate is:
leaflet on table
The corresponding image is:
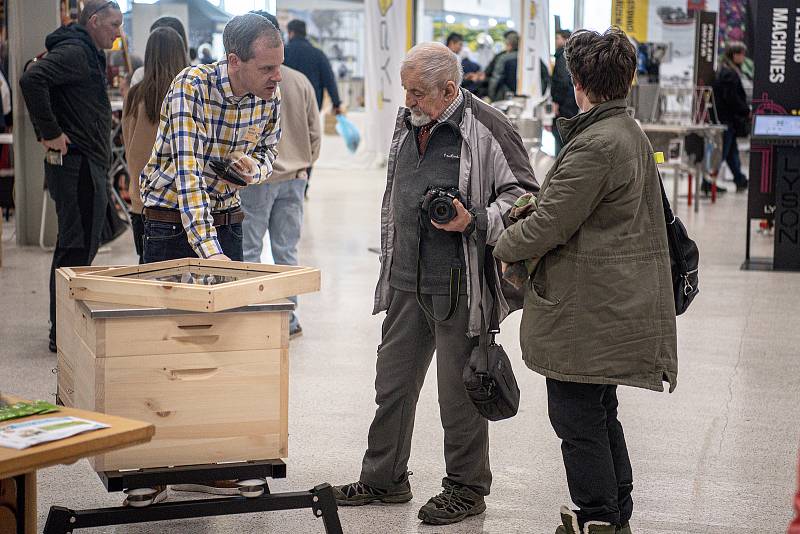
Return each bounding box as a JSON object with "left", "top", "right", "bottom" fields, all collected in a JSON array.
[{"left": 0, "top": 416, "right": 109, "bottom": 450}]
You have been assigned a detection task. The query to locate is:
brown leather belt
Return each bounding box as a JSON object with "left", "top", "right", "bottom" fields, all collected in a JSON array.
[{"left": 143, "top": 207, "right": 245, "bottom": 226}]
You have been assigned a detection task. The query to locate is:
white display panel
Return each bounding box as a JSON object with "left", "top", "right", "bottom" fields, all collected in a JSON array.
[{"left": 753, "top": 115, "right": 800, "bottom": 138}]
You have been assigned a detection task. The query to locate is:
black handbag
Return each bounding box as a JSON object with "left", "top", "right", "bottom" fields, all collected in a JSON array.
[
  {"left": 657, "top": 172, "right": 700, "bottom": 315},
  {"left": 462, "top": 210, "right": 520, "bottom": 421}
]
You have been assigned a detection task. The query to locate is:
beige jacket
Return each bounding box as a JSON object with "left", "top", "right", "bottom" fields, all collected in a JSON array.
[
  {"left": 121, "top": 100, "right": 158, "bottom": 215},
  {"left": 271, "top": 65, "right": 321, "bottom": 182}
]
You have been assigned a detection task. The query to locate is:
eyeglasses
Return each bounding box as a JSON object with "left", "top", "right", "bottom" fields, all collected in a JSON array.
[{"left": 86, "top": 1, "right": 119, "bottom": 20}]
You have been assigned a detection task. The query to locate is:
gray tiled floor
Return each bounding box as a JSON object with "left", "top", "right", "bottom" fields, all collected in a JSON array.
[{"left": 1, "top": 158, "right": 798, "bottom": 533}]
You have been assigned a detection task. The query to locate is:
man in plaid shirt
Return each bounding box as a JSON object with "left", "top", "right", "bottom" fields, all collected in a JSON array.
[{"left": 140, "top": 13, "right": 282, "bottom": 263}]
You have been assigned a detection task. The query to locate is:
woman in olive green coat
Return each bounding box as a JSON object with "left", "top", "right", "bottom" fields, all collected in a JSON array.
[{"left": 494, "top": 28, "right": 677, "bottom": 534}]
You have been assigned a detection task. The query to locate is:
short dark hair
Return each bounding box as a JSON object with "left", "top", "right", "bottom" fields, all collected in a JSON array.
[
  {"left": 78, "top": 0, "right": 120, "bottom": 26},
  {"left": 150, "top": 16, "right": 188, "bottom": 52},
  {"left": 556, "top": 29, "right": 572, "bottom": 40},
  {"left": 250, "top": 10, "right": 281, "bottom": 33},
  {"left": 723, "top": 41, "right": 747, "bottom": 60},
  {"left": 287, "top": 19, "right": 307, "bottom": 38},
  {"left": 506, "top": 32, "right": 519, "bottom": 51},
  {"left": 446, "top": 32, "right": 463, "bottom": 46},
  {"left": 503, "top": 30, "right": 518, "bottom": 40},
  {"left": 565, "top": 27, "right": 636, "bottom": 103},
  {"left": 223, "top": 13, "right": 282, "bottom": 61}
]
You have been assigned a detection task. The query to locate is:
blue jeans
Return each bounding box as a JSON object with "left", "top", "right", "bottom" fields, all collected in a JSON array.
[
  {"left": 240, "top": 178, "right": 306, "bottom": 330},
  {"left": 722, "top": 125, "right": 747, "bottom": 187},
  {"left": 143, "top": 220, "right": 243, "bottom": 263}
]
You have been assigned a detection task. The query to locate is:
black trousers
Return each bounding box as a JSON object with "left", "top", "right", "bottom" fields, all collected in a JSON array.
[
  {"left": 546, "top": 378, "right": 633, "bottom": 527},
  {"left": 130, "top": 212, "right": 144, "bottom": 264},
  {"left": 47, "top": 154, "right": 107, "bottom": 344}
]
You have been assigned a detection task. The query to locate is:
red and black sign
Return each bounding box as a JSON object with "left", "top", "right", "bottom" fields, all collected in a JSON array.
[
  {"left": 746, "top": 1, "right": 800, "bottom": 269},
  {"left": 693, "top": 11, "right": 717, "bottom": 87}
]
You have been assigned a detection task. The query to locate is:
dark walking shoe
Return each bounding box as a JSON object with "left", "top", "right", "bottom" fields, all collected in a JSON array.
[
  {"left": 736, "top": 179, "right": 749, "bottom": 193},
  {"left": 701, "top": 180, "right": 727, "bottom": 195},
  {"left": 333, "top": 479, "right": 412, "bottom": 506},
  {"left": 617, "top": 522, "right": 632, "bottom": 534},
  {"left": 417, "top": 479, "right": 485, "bottom": 525},
  {"left": 555, "top": 506, "right": 616, "bottom": 534}
]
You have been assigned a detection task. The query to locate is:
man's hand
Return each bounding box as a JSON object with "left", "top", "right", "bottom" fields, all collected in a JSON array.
[
  {"left": 42, "top": 133, "right": 71, "bottom": 155},
  {"left": 207, "top": 253, "right": 231, "bottom": 261},
  {"left": 332, "top": 106, "right": 342, "bottom": 115},
  {"left": 501, "top": 261, "right": 510, "bottom": 274},
  {"left": 431, "top": 199, "right": 472, "bottom": 233}
]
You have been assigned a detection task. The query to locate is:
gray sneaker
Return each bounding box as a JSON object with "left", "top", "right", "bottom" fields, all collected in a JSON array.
[
  {"left": 333, "top": 479, "right": 412, "bottom": 506},
  {"left": 417, "top": 479, "right": 486, "bottom": 525}
]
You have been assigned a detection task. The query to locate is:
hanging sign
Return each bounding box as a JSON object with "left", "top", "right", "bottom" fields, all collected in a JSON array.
[
  {"left": 611, "top": 0, "right": 649, "bottom": 42},
  {"left": 364, "top": 0, "right": 413, "bottom": 159}
]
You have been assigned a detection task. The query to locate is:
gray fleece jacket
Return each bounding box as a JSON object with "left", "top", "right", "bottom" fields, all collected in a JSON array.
[{"left": 373, "top": 89, "right": 539, "bottom": 336}]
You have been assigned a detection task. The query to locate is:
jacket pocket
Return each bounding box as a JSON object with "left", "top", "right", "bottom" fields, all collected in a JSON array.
[
  {"left": 527, "top": 254, "right": 571, "bottom": 307},
  {"left": 528, "top": 279, "right": 559, "bottom": 306}
]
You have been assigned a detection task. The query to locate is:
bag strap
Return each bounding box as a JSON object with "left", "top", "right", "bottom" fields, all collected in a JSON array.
[
  {"left": 474, "top": 208, "right": 499, "bottom": 372},
  {"left": 656, "top": 166, "right": 694, "bottom": 286},
  {"left": 656, "top": 169, "right": 676, "bottom": 226}
]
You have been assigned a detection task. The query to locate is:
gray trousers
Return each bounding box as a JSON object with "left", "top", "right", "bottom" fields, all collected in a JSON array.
[{"left": 360, "top": 289, "right": 492, "bottom": 495}]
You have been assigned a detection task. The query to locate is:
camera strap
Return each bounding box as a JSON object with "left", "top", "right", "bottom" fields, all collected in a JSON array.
[{"left": 415, "top": 216, "right": 461, "bottom": 322}]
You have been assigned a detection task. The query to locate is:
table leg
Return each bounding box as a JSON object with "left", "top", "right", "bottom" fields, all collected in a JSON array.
[
  {"left": 9, "top": 473, "right": 35, "bottom": 534},
  {"left": 672, "top": 166, "right": 679, "bottom": 208},
  {"left": 694, "top": 164, "right": 701, "bottom": 213}
]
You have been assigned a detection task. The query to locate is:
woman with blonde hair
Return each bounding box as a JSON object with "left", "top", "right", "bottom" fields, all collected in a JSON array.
[{"left": 122, "top": 26, "right": 188, "bottom": 262}]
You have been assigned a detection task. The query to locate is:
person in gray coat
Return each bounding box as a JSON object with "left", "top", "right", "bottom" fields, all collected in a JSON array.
[
  {"left": 494, "top": 28, "right": 677, "bottom": 534},
  {"left": 333, "top": 42, "right": 538, "bottom": 526}
]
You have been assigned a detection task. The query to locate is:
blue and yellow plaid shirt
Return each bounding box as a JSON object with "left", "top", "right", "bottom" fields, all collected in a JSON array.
[{"left": 141, "top": 60, "right": 281, "bottom": 258}]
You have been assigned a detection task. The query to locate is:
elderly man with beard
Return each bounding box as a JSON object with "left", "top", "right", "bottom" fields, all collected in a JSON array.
[{"left": 334, "top": 42, "right": 537, "bottom": 526}]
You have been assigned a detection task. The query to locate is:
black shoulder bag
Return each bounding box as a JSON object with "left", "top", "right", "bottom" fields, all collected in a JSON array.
[
  {"left": 658, "top": 171, "right": 700, "bottom": 315},
  {"left": 462, "top": 210, "right": 520, "bottom": 421}
]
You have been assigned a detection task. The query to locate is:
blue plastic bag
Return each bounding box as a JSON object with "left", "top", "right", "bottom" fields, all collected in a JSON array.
[{"left": 335, "top": 114, "right": 361, "bottom": 154}]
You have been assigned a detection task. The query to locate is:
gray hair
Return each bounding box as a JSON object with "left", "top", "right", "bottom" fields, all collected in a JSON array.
[
  {"left": 79, "top": 0, "right": 120, "bottom": 26},
  {"left": 400, "top": 42, "right": 463, "bottom": 91},
  {"left": 223, "top": 13, "right": 282, "bottom": 61}
]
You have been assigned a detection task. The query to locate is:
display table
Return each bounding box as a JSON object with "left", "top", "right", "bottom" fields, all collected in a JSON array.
[
  {"left": 640, "top": 123, "right": 727, "bottom": 211},
  {"left": 0, "top": 395, "right": 154, "bottom": 534}
]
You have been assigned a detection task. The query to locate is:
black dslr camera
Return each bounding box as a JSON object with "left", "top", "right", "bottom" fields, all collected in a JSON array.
[{"left": 421, "top": 186, "right": 462, "bottom": 225}]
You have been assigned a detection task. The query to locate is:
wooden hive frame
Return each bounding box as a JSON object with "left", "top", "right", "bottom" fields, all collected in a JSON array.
[{"left": 67, "top": 258, "right": 321, "bottom": 313}]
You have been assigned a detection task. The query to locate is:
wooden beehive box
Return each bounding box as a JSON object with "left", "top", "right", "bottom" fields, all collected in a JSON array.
[{"left": 55, "top": 265, "right": 303, "bottom": 472}]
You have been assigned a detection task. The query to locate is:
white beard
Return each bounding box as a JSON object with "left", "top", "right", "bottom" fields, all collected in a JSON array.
[{"left": 409, "top": 109, "right": 433, "bottom": 127}]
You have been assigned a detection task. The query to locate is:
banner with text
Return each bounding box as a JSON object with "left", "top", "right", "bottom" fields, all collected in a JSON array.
[
  {"left": 747, "top": 1, "right": 800, "bottom": 222},
  {"left": 364, "top": 0, "right": 412, "bottom": 159},
  {"left": 612, "top": 0, "right": 649, "bottom": 42},
  {"left": 519, "top": 0, "right": 550, "bottom": 106}
]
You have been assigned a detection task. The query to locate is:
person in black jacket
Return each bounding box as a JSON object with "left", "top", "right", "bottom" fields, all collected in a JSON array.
[
  {"left": 712, "top": 42, "right": 750, "bottom": 193},
  {"left": 445, "top": 33, "right": 481, "bottom": 94},
  {"left": 284, "top": 19, "right": 341, "bottom": 113},
  {"left": 551, "top": 30, "right": 579, "bottom": 155},
  {"left": 19, "top": 0, "right": 122, "bottom": 352}
]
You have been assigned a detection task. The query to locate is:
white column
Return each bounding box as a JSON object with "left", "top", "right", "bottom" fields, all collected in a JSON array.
[{"left": 9, "top": 0, "right": 61, "bottom": 246}]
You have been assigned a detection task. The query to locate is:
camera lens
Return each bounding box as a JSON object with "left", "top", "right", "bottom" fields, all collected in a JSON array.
[{"left": 430, "top": 197, "right": 456, "bottom": 224}]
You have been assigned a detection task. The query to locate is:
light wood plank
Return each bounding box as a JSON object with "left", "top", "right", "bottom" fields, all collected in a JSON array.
[
  {"left": 210, "top": 269, "right": 321, "bottom": 312},
  {"left": 90, "top": 349, "right": 286, "bottom": 470},
  {"left": 99, "top": 312, "right": 283, "bottom": 357}
]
